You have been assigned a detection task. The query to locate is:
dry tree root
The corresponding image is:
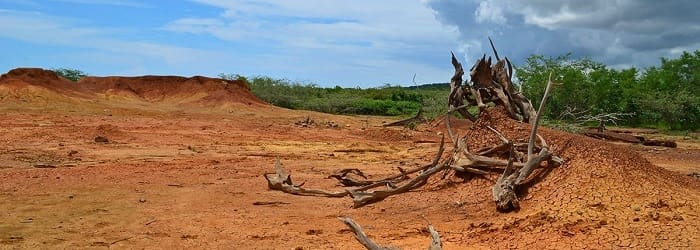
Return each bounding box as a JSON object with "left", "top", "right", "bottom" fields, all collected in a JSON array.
[
  {"left": 348, "top": 136, "right": 446, "bottom": 208},
  {"left": 260, "top": 38, "right": 567, "bottom": 248},
  {"left": 339, "top": 216, "right": 442, "bottom": 250},
  {"left": 264, "top": 158, "right": 348, "bottom": 198},
  {"left": 262, "top": 40, "right": 566, "bottom": 250},
  {"left": 265, "top": 137, "right": 447, "bottom": 208},
  {"left": 264, "top": 40, "right": 565, "bottom": 212},
  {"left": 444, "top": 43, "right": 564, "bottom": 211},
  {"left": 339, "top": 217, "right": 398, "bottom": 250}
]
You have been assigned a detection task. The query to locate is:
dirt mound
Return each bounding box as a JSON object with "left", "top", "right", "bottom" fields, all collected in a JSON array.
[
  {"left": 425, "top": 114, "right": 473, "bottom": 132},
  {"left": 79, "top": 75, "right": 264, "bottom": 107},
  {"left": 0, "top": 68, "right": 92, "bottom": 98},
  {"left": 445, "top": 107, "right": 700, "bottom": 247},
  {"left": 0, "top": 68, "right": 266, "bottom": 110},
  {"left": 1, "top": 68, "right": 74, "bottom": 89}
]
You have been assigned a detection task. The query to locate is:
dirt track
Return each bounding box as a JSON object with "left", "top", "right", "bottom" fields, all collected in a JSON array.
[{"left": 1, "top": 69, "right": 700, "bottom": 249}]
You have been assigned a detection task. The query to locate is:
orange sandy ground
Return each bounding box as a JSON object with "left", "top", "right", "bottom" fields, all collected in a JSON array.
[{"left": 1, "top": 102, "right": 699, "bottom": 249}]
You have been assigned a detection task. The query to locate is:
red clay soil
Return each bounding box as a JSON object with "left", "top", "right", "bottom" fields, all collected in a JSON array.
[
  {"left": 79, "top": 75, "right": 264, "bottom": 107},
  {"left": 0, "top": 68, "right": 263, "bottom": 109},
  {"left": 0, "top": 69, "right": 699, "bottom": 249}
]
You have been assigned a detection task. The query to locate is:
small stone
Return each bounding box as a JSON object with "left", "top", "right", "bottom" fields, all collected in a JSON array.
[
  {"left": 68, "top": 194, "right": 74, "bottom": 199},
  {"left": 631, "top": 205, "right": 641, "bottom": 211},
  {"left": 94, "top": 136, "right": 109, "bottom": 143},
  {"left": 633, "top": 217, "right": 640, "bottom": 222},
  {"left": 139, "top": 198, "right": 146, "bottom": 203}
]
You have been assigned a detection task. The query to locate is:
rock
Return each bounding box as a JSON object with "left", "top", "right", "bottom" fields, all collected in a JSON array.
[
  {"left": 94, "top": 136, "right": 109, "bottom": 143},
  {"left": 687, "top": 172, "right": 700, "bottom": 180},
  {"left": 139, "top": 198, "right": 146, "bottom": 203},
  {"left": 32, "top": 162, "right": 57, "bottom": 168}
]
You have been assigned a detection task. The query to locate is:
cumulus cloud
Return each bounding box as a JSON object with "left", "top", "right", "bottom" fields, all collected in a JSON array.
[
  {"left": 0, "top": 9, "right": 221, "bottom": 75},
  {"left": 164, "top": 0, "right": 462, "bottom": 85},
  {"left": 426, "top": 0, "right": 700, "bottom": 68},
  {"left": 474, "top": 0, "right": 506, "bottom": 24}
]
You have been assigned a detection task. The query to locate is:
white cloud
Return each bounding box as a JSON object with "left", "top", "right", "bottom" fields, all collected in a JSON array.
[
  {"left": 427, "top": 0, "right": 700, "bottom": 69},
  {"left": 164, "top": 0, "right": 462, "bottom": 85},
  {"left": 0, "top": 9, "right": 218, "bottom": 71},
  {"left": 172, "top": 0, "right": 457, "bottom": 46},
  {"left": 474, "top": 0, "right": 506, "bottom": 24},
  {"left": 1, "top": 1, "right": 466, "bottom": 85}
]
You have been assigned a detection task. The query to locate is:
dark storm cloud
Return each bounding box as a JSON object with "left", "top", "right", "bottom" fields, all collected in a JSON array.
[{"left": 425, "top": 0, "right": 700, "bottom": 68}]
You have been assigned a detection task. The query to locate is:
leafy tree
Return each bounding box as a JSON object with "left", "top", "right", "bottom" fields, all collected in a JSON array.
[
  {"left": 517, "top": 53, "right": 607, "bottom": 119},
  {"left": 52, "top": 68, "right": 86, "bottom": 81},
  {"left": 636, "top": 51, "right": 700, "bottom": 130},
  {"left": 518, "top": 51, "right": 700, "bottom": 130}
]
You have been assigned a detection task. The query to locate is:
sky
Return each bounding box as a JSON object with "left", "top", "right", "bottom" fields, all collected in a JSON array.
[{"left": 1, "top": 0, "right": 698, "bottom": 87}]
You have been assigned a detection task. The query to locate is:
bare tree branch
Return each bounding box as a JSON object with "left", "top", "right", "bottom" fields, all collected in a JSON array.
[
  {"left": 264, "top": 158, "right": 350, "bottom": 197},
  {"left": 339, "top": 217, "right": 397, "bottom": 250}
]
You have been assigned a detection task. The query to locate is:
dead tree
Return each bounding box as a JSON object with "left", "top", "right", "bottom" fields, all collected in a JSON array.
[
  {"left": 559, "top": 106, "right": 635, "bottom": 132},
  {"left": 448, "top": 38, "right": 537, "bottom": 123},
  {"left": 264, "top": 39, "right": 562, "bottom": 211},
  {"left": 262, "top": 38, "right": 565, "bottom": 248}
]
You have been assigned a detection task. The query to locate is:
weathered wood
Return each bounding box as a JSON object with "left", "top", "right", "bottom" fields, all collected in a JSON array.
[
  {"left": 339, "top": 217, "right": 397, "bottom": 250},
  {"left": 264, "top": 158, "right": 349, "bottom": 197},
  {"left": 428, "top": 223, "right": 442, "bottom": 250},
  {"left": 328, "top": 168, "right": 374, "bottom": 187},
  {"left": 583, "top": 129, "right": 642, "bottom": 143},
  {"left": 492, "top": 144, "right": 519, "bottom": 211},
  {"left": 528, "top": 73, "right": 553, "bottom": 161},
  {"left": 449, "top": 52, "right": 477, "bottom": 121},
  {"left": 491, "top": 73, "right": 557, "bottom": 211},
  {"left": 339, "top": 216, "right": 443, "bottom": 250},
  {"left": 350, "top": 137, "right": 446, "bottom": 208},
  {"left": 642, "top": 139, "right": 677, "bottom": 148}
]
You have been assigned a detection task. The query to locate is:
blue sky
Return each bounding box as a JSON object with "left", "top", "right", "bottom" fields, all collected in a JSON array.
[{"left": 1, "top": 0, "right": 698, "bottom": 87}]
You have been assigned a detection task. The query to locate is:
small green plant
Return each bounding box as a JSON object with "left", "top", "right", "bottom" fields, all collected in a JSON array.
[
  {"left": 218, "top": 73, "right": 251, "bottom": 89},
  {"left": 52, "top": 68, "right": 87, "bottom": 81}
]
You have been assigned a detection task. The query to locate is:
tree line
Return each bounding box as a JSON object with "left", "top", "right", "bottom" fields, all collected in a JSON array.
[
  {"left": 518, "top": 51, "right": 699, "bottom": 131},
  {"left": 51, "top": 50, "right": 698, "bottom": 131}
]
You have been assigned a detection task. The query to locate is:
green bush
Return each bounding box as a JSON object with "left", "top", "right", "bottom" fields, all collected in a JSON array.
[
  {"left": 518, "top": 50, "right": 700, "bottom": 131},
  {"left": 217, "top": 74, "right": 448, "bottom": 117},
  {"left": 52, "top": 68, "right": 86, "bottom": 81}
]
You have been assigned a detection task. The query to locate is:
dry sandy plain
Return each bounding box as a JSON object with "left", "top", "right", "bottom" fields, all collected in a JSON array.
[{"left": 1, "top": 68, "right": 699, "bottom": 249}]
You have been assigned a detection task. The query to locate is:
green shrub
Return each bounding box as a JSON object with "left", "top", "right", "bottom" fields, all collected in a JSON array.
[{"left": 52, "top": 68, "right": 86, "bottom": 81}]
